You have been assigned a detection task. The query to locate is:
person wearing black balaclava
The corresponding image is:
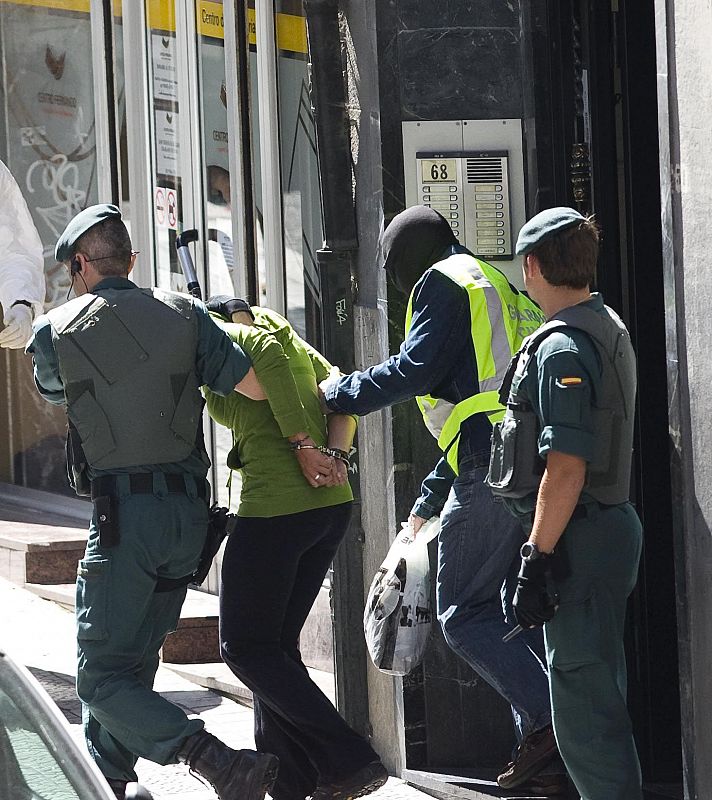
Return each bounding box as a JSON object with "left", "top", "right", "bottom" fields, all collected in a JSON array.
[{"left": 319, "top": 205, "right": 567, "bottom": 795}]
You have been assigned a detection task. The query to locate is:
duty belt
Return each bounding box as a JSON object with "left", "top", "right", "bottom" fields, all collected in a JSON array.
[
  {"left": 91, "top": 473, "right": 208, "bottom": 501},
  {"left": 90, "top": 473, "right": 208, "bottom": 548}
]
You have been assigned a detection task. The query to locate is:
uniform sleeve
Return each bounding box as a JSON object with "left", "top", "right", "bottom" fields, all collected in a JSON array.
[
  {"left": 221, "top": 320, "right": 311, "bottom": 437},
  {"left": 534, "top": 332, "right": 600, "bottom": 462},
  {"left": 0, "top": 161, "right": 45, "bottom": 317},
  {"left": 194, "top": 302, "right": 252, "bottom": 395},
  {"left": 25, "top": 317, "right": 65, "bottom": 405},
  {"left": 323, "top": 269, "right": 470, "bottom": 415},
  {"left": 412, "top": 456, "right": 454, "bottom": 519}
]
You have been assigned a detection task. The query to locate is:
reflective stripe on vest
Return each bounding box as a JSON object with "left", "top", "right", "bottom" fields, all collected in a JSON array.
[{"left": 405, "top": 253, "right": 545, "bottom": 474}]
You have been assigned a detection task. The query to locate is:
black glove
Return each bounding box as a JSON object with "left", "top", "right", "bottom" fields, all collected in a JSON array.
[
  {"left": 205, "top": 295, "right": 254, "bottom": 321},
  {"left": 512, "top": 554, "right": 560, "bottom": 628}
]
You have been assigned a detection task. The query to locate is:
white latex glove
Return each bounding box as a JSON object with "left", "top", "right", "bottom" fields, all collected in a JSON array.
[{"left": 0, "top": 304, "right": 33, "bottom": 349}]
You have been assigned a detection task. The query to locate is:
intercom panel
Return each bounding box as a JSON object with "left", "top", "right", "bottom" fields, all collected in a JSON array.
[
  {"left": 416, "top": 150, "right": 513, "bottom": 258},
  {"left": 403, "top": 120, "right": 526, "bottom": 283}
]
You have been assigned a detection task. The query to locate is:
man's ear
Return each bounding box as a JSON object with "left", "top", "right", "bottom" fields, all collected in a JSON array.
[
  {"left": 128, "top": 251, "right": 137, "bottom": 276},
  {"left": 524, "top": 253, "right": 541, "bottom": 279}
]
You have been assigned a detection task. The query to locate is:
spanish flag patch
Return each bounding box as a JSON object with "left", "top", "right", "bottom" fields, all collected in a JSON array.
[{"left": 560, "top": 377, "right": 583, "bottom": 385}]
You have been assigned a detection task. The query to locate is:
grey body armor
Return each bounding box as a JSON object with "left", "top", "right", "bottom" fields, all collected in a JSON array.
[
  {"left": 486, "top": 302, "right": 637, "bottom": 506},
  {"left": 46, "top": 287, "right": 203, "bottom": 470}
]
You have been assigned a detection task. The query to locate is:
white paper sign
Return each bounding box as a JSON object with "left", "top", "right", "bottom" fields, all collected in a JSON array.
[
  {"left": 154, "top": 110, "right": 179, "bottom": 177},
  {"left": 151, "top": 33, "right": 178, "bottom": 102}
]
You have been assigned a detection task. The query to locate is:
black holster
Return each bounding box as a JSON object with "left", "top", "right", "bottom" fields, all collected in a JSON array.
[
  {"left": 154, "top": 504, "right": 236, "bottom": 593},
  {"left": 90, "top": 490, "right": 120, "bottom": 548}
]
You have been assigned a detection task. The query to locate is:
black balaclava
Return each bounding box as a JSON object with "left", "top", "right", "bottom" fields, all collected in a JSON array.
[{"left": 381, "top": 205, "right": 458, "bottom": 296}]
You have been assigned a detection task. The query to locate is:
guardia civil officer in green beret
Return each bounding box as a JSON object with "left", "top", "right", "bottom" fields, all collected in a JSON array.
[
  {"left": 26, "top": 205, "right": 284, "bottom": 800},
  {"left": 487, "top": 208, "right": 643, "bottom": 800}
]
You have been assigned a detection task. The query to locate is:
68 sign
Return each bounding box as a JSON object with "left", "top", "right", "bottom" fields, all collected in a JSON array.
[{"left": 421, "top": 158, "right": 457, "bottom": 183}]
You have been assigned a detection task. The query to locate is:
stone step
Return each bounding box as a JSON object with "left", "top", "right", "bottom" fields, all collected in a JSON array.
[
  {"left": 402, "top": 770, "right": 682, "bottom": 800},
  {"left": 1, "top": 482, "right": 335, "bottom": 676},
  {"left": 26, "top": 582, "right": 221, "bottom": 664},
  {"left": 168, "top": 659, "right": 336, "bottom": 708},
  {"left": 0, "top": 481, "right": 90, "bottom": 585},
  {"left": 0, "top": 520, "right": 88, "bottom": 585}
]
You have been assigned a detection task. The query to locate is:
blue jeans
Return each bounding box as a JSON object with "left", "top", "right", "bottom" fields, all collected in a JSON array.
[{"left": 437, "top": 461, "right": 552, "bottom": 741}]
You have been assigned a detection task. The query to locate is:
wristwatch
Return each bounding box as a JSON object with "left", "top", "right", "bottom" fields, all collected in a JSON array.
[{"left": 520, "top": 541, "right": 546, "bottom": 562}]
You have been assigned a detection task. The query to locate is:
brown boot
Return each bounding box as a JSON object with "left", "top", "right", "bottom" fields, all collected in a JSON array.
[
  {"left": 497, "top": 723, "right": 559, "bottom": 789},
  {"left": 176, "top": 729, "right": 278, "bottom": 800}
]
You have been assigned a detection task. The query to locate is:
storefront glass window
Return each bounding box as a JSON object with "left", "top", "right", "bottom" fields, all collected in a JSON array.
[
  {"left": 0, "top": 0, "right": 98, "bottom": 309},
  {"left": 193, "top": 0, "right": 235, "bottom": 509},
  {"left": 0, "top": 0, "right": 98, "bottom": 492},
  {"left": 112, "top": 0, "right": 129, "bottom": 224},
  {"left": 196, "top": 0, "right": 234, "bottom": 299},
  {"left": 274, "top": 0, "right": 322, "bottom": 344},
  {"left": 245, "top": 1, "right": 266, "bottom": 307},
  {"left": 146, "top": 0, "right": 184, "bottom": 291}
]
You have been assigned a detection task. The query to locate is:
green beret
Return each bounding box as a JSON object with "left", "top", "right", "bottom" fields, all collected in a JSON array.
[
  {"left": 515, "top": 207, "right": 586, "bottom": 256},
  {"left": 55, "top": 204, "right": 122, "bottom": 262}
]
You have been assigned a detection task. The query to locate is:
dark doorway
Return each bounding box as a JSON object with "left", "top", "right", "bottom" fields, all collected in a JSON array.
[{"left": 530, "top": 0, "right": 682, "bottom": 787}]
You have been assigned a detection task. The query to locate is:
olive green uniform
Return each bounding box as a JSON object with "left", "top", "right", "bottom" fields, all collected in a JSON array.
[
  {"left": 27, "top": 277, "right": 253, "bottom": 784},
  {"left": 505, "top": 294, "right": 643, "bottom": 800}
]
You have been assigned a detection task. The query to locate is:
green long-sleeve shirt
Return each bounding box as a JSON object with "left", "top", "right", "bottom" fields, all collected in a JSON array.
[{"left": 204, "top": 307, "right": 354, "bottom": 517}]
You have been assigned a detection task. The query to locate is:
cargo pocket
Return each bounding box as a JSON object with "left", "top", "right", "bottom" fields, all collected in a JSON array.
[
  {"left": 76, "top": 556, "right": 110, "bottom": 641},
  {"left": 547, "top": 584, "right": 604, "bottom": 730},
  {"left": 548, "top": 587, "right": 602, "bottom": 672}
]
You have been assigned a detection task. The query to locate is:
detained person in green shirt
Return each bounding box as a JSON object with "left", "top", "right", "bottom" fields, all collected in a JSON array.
[{"left": 202, "top": 296, "right": 388, "bottom": 800}]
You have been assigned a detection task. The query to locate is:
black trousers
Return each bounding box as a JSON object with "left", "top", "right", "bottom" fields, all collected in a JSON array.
[{"left": 219, "top": 502, "right": 377, "bottom": 800}]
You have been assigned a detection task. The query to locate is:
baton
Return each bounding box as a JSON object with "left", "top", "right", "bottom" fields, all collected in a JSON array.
[
  {"left": 502, "top": 624, "right": 524, "bottom": 643},
  {"left": 175, "top": 229, "right": 201, "bottom": 299}
]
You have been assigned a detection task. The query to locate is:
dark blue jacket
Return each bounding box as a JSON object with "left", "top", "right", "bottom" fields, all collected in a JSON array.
[{"left": 323, "top": 245, "right": 495, "bottom": 516}]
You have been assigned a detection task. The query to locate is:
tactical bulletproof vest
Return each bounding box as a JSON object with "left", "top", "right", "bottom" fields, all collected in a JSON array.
[
  {"left": 486, "top": 301, "right": 637, "bottom": 506},
  {"left": 46, "top": 287, "right": 203, "bottom": 470},
  {"left": 405, "top": 252, "right": 546, "bottom": 474}
]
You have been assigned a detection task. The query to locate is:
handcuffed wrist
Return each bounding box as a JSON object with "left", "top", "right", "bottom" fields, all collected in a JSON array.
[{"left": 289, "top": 441, "right": 350, "bottom": 465}]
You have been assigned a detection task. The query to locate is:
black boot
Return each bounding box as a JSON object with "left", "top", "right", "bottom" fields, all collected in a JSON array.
[{"left": 176, "top": 729, "right": 279, "bottom": 800}]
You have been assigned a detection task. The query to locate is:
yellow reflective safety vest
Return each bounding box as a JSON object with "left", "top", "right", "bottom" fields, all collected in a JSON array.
[{"left": 405, "top": 252, "right": 546, "bottom": 474}]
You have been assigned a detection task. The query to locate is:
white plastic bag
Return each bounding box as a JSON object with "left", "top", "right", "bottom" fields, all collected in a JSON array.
[{"left": 363, "top": 517, "right": 440, "bottom": 676}]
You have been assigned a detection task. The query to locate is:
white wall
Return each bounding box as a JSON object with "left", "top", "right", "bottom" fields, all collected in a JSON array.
[{"left": 655, "top": 1, "right": 712, "bottom": 796}]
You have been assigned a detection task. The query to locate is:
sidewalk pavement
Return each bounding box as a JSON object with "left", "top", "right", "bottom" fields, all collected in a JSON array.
[{"left": 0, "top": 576, "right": 428, "bottom": 800}]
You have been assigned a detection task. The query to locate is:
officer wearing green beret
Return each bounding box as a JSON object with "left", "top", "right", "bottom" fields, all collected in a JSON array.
[
  {"left": 487, "top": 207, "right": 643, "bottom": 799},
  {"left": 26, "top": 205, "right": 284, "bottom": 800}
]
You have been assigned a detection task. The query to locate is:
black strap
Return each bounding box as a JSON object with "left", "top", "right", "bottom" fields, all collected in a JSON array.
[{"left": 90, "top": 473, "right": 208, "bottom": 501}]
